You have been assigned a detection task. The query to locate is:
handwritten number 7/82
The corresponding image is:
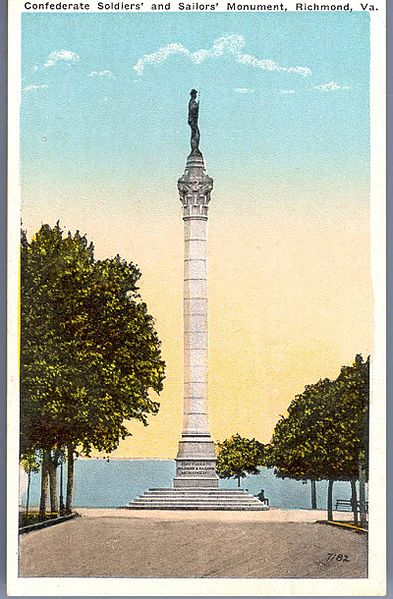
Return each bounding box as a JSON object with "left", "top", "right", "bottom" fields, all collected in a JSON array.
[{"left": 327, "top": 553, "right": 349, "bottom": 562}]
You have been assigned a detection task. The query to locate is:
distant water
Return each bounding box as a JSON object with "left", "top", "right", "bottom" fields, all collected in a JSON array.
[{"left": 20, "top": 459, "right": 361, "bottom": 510}]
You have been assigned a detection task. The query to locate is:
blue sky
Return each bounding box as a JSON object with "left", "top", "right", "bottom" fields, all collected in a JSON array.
[
  {"left": 21, "top": 12, "right": 370, "bottom": 197},
  {"left": 19, "top": 12, "right": 373, "bottom": 455}
]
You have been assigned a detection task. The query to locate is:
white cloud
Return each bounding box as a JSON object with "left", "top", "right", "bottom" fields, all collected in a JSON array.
[
  {"left": 133, "top": 35, "right": 311, "bottom": 78},
  {"left": 44, "top": 50, "right": 80, "bottom": 68},
  {"left": 32, "top": 64, "right": 39, "bottom": 72},
  {"left": 234, "top": 87, "right": 254, "bottom": 94},
  {"left": 314, "top": 81, "right": 350, "bottom": 92},
  {"left": 24, "top": 84, "right": 48, "bottom": 92},
  {"left": 278, "top": 89, "right": 296, "bottom": 95},
  {"left": 89, "top": 70, "right": 114, "bottom": 79},
  {"left": 133, "top": 42, "right": 188, "bottom": 75}
]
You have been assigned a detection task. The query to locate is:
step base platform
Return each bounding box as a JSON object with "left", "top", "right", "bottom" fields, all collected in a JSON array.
[{"left": 125, "top": 488, "right": 269, "bottom": 511}]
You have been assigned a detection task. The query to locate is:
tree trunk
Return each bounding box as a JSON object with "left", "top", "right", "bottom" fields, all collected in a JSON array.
[
  {"left": 48, "top": 453, "right": 59, "bottom": 515},
  {"left": 350, "top": 479, "right": 359, "bottom": 526},
  {"left": 25, "top": 468, "right": 31, "bottom": 517},
  {"left": 66, "top": 445, "right": 75, "bottom": 514},
  {"left": 237, "top": 475, "right": 241, "bottom": 488},
  {"left": 59, "top": 459, "right": 65, "bottom": 515},
  {"left": 327, "top": 479, "right": 334, "bottom": 521},
  {"left": 311, "top": 480, "right": 317, "bottom": 509},
  {"left": 39, "top": 450, "right": 50, "bottom": 519},
  {"left": 359, "top": 450, "right": 367, "bottom": 528}
]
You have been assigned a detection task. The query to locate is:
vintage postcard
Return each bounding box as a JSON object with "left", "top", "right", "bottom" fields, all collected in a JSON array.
[{"left": 7, "top": 0, "right": 386, "bottom": 595}]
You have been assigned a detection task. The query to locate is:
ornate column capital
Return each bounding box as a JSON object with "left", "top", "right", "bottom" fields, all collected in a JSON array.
[{"left": 178, "top": 154, "right": 213, "bottom": 220}]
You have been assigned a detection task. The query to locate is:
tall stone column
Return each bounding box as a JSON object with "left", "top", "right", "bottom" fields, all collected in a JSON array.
[
  {"left": 173, "top": 147, "right": 218, "bottom": 488},
  {"left": 126, "top": 91, "right": 269, "bottom": 510}
]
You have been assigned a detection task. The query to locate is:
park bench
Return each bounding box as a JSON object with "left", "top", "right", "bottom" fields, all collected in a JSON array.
[{"left": 335, "top": 499, "right": 369, "bottom": 512}]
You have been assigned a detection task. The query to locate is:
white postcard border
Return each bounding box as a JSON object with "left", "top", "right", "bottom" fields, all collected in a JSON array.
[{"left": 7, "top": 0, "right": 387, "bottom": 595}]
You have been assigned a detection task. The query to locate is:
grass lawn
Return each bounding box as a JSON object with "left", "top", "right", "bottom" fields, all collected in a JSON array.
[{"left": 19, "top": 511, "right": 63, "bottom": 528}]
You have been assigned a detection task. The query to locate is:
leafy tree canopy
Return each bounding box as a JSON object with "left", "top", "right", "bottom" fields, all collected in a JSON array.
[
  {"left": 215, "top": 434, "right": 265, "bottom": 485},
  {"left": 265, "top": 355, "right": 369, "bottom": 483},
  {"left": 21, "top": 223, "right": 165, "bottom": 457},
  {"left": 20, "top": 451, "right": 40, "bottom": 474}
]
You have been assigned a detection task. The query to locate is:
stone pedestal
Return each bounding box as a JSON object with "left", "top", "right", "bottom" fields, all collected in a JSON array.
[{"left": 173, "top": 151, "right": 218, "bottom": 489}]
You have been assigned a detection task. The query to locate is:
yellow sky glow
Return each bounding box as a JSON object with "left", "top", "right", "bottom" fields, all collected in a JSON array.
[{"left": 22, "top": 181, "right": 372, "bottom": 458}]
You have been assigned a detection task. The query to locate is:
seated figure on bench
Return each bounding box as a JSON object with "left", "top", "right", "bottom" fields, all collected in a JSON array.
[{"left": 256, "top": 489, "right": 269, "bottom": 506}]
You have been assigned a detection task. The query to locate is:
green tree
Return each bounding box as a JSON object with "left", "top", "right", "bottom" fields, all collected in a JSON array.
[
  {"left": 21, "top": 224, "right": 165, "bottom": 515},
  {"left": 335, "top": 355, "right": 369, "bottom": 526},
  {"left": 266, "top": 379, "right": 339, "bottom": 520},
  {"left": 266, "top": 356, "right": 369, "bottom": 523},
  {"left": 216, "top": 434, "right": 265, "bottom": 488},
  {"left": 20, "top": 452, "right": 40, "bottom": 517}
]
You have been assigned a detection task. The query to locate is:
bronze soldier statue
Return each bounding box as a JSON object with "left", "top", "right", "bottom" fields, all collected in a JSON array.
[{"left": 188, "top": 89, "right": 201, "bottom": 156}]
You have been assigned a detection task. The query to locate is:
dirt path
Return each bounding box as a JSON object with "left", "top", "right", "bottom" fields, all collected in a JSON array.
[{"left": 19, "top": 509, "right": 367, "bottom": 579}]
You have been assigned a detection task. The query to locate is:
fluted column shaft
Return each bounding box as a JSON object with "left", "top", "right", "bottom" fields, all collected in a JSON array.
[
  {"left": 173, "top": 153, "right": 218, "bottom": 488},
  {"left": 183, "top": 217, "right": 209, "bottom": 434}
]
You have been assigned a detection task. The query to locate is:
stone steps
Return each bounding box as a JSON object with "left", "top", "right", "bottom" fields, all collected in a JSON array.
[
  {"left": 132, "top": 500, "right": 261, "bottom": 504},
  {"left": 132, "top": 495, "right": 260, "bottom": 501},
  {"left": 147, "top": 488, "right": 250, "bottom": 493},
  {"left": 127, "top": 505, "right": 265, "bottom": 511},
  {"left": 125, "top": 488, "right": 269, "bottom": 511},
  {"left": 142, "top": 491, "right": 253, "bottom": 497}
]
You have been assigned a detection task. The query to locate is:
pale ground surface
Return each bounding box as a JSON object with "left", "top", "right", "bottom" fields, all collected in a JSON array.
[
  {"left": 78, "top": 507, "right": 355, "bottom": 522},
  {"left": 19, "top": 508, "right": 367, "bottom": 579}
]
